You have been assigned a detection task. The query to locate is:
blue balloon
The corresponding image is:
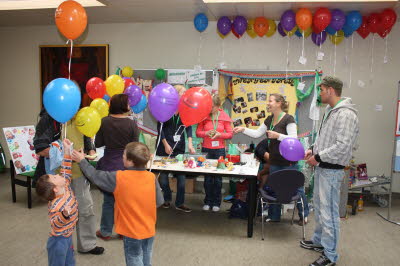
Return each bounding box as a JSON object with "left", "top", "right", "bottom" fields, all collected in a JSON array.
[
  {"left": 295, "top": 29, "right": 303, "bottom": 38},
  {"left": 43, "top": 78, "right": 81, "bottom": 123},
  {"left": 325, "top": 25, "right": 336, "bottom": 35},
  {"left": 342, "top": 24, "right": 353, "bottom": 37},
  {"left": 132, "top": 94, "right": 147, "bottom": 114},
  {"left": 194, "top": 13, "right": 208, "bottom": 32},
  {"left": 103, "top": 94, "right": 110, "bottom": 102},
  {"left": 344, "top": 11, "right": 362, "bottom": 32}
]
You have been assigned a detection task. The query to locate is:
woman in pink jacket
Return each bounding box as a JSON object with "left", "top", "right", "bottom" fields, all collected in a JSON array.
[{"left": 196, "top": 95, "right": 233, "bottom": 212}]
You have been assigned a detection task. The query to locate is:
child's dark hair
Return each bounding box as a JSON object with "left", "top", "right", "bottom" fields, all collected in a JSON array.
[
  {"left": 125, "top": 142, "right": 150, "bottom": 168},
  {"left": 36, "top": 174, "right": 56, "bottom": 201},
  {"left": 109, "top": 94, "right": 130, "bottom": 114}
]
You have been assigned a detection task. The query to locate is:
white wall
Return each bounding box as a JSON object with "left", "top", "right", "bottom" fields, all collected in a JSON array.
[{"left": 0, "top": 21, "right": 399, "bottom": 191}]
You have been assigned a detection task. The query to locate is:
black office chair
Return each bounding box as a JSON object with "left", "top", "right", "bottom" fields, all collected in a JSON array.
[{"left": 259, "top": 169, "right": 306, "bottom": 240}]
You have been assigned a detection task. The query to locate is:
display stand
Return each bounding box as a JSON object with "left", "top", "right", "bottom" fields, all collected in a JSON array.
[{"left": 377, "top": 81, "right": 400, "bottom": 226}]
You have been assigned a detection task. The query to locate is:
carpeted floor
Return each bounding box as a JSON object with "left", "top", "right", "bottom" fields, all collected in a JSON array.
[{"left": 1, "top": 170, "right": 399, "bottom": 266}]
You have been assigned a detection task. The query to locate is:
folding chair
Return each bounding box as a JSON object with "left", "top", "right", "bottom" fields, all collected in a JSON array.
[
  {"left": 10, "top": 160, "right": 35, "bottom": 209},
  {"left": 259, "top": 169, "right": 306, "bottom": 240}
]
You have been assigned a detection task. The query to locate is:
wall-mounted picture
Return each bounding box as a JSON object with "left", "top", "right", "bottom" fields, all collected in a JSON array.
[{"left": 40, "top": 44, "right": 109, "bottom": 107}]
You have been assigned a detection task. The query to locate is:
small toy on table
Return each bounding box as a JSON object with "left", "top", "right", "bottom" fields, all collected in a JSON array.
[
  {"left": 217, "top": 156, "right": 226, "bottom": 170},
  {"left": 196, "top": 156, "right": 206, "bottom": 167},
  {"left": 226, "top": 161, "right": 234, "bottom": 171},
  {"left": 187, "top": 157, "right": 196, "bottom": 168}
]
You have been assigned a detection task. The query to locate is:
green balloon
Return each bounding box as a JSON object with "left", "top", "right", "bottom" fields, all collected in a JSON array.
[
  {"left": 155, "top": 68, "right": 166, "bottom": 80},
  {"left": 115, "top": 67, "right": 121, "bottom": 75}
]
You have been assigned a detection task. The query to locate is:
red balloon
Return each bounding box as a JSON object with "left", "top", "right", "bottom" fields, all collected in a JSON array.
[
  {"left": 232, "top": 25, "right": 241, "bottom": 39},
  {"left": 380, "top": 8, "right": 397, "bottom": 31},
  {"left": 313, "top": 8, "right": 331, "bottom": 33},
  {"left": 86, "top": 77, "right": 106, "bottom": 100},
  {"left": 124, "top": 78, "right": 136, "bottom": 89},
  {"left": 254, "top": 17, "right": 269, "bottom": 37},
  {"left": 55, "top": 0, "right": 87, "bottom": 40},
  {"left": 367, "top": 13, "right": 381, "bottom": 33},
  {"left": 357, "top": 16, "right": 370, "bottom": 39},
  {"left": 178, "top": 87, "right": 212, "bottom": 127},
  {"left": 378, "top": 27, "right": 391, "bottom": 39}
]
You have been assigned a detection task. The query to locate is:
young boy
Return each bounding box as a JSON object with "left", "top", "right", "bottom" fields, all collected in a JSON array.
[
  {"left": 71, "top": 142, "right": 164, "bottom": 266},
  {"left": 36, "top": 139, "right": 78, "bottom": 266}
]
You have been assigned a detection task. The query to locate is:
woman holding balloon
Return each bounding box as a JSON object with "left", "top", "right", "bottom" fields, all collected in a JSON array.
[
  {"left": 233, "top": 93, "right": 308, "bottom": 224},
  {"left": 196, "top": 95, "right": 233, "bottom": 212},
  {"left": 95, "top": 94, "right": 139, "bottom": 240}
]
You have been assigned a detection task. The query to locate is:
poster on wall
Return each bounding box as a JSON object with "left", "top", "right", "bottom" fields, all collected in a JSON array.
[
  {"left": 230, "top": 78, "right": 298, "bottom": 129},
  {"left": 3, "top": 126, "right": 39, "bottom": 174}
]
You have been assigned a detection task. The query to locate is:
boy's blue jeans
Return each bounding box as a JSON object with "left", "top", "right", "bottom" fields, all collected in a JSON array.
[
  {"left": 47, "top": 235, "right": 75, "bottom": 266},
  {"left": 202, "top": 147, "right": 226, "bottom": 207},
  {"left": 100, "top": 191, "right": 114, "bottom": 236},
  {"left": 266, "top": 164, "right": 309, "bottom": 221},
  {"left": 158, "top": 172, "right": 186, "bottom": 207},
  {"left": 123, "top": 236, "right": 154, "bottom": 266}
]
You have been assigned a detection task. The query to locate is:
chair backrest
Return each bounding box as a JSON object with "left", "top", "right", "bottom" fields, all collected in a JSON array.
[{"left": 266, "top": 169, "right": 305, "bottom": 204}]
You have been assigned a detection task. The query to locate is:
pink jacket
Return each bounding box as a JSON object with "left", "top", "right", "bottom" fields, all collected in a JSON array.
[{"left": 196, "top": 109, "right": 233, "bottom": 149}]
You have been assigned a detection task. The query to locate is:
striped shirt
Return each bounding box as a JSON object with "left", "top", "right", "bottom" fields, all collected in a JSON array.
[{"left": 48, "top": 155, "right": 78, "bottom": 237}]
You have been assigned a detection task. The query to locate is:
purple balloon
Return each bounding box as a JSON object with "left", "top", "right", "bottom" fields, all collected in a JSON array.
[
  {"left": 281, "top": 10, "right": 296, "bottom": 31},
  {"left": 148, "top": 83, "right": 179, "bottom": 122},
  {"left": 311, "top": 31, "right": 327, "bottom": 46},
  {"left": 124, "top": 85, "right": 142, "bottom": 106},
  {"left": 279, "top": 138, "right": 305, "bottom": 162},
  {"left": 217, "top": 16, "right": 232, "bottom": 36},
  {"left": 278, "top": 22, "right": 287, "bottom": 37},
  {"left": 233, "top": 16, "right": 247, "bottom": 36},
  {"left": 329, "top": 9, "right": 346, "bottom": 31}
]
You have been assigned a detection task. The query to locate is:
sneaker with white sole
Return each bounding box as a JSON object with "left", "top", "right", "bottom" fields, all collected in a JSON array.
[
  {"left": 309, "top": 254, "right": 335, "bottom": 266},
  {"left": 212, "top": 206, "right": 220, "bottom": 212},
  {"left": 203, "top": 205, "right": 210, "bottom": 211},
  {"left": 300, "top": 240, "right": 324, "bottom": 253}
]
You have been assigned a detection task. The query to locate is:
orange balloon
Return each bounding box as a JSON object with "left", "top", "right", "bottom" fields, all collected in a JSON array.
[
  {"left": 55, "top": 0, "right": 87, "bottom": 40},
  {"left": 296, "top": 8, "right": 313, "bottom": 31},
  {"left": 254, "top": 17, "right": 269, "bottom": 37}
]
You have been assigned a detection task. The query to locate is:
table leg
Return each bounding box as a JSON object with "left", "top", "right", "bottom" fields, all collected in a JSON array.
[{"left": 247, "top": 177, "right": 257, "bottom": 238}]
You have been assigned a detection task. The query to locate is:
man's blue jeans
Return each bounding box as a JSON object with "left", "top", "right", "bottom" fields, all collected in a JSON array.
[
  {"left": 266, "top": 164, "right": 309, "bottom": 221},
  {"left": 202, "top": 148, "right": 226, "bottom": 207},
  {"left": 311, "top": 167, "right": 344, "bottom": 263},
  {"left": 47, "top": 235, "right": 75, "bottom": 266},
  {"left": 123, "top": 236, "right": 154, "bottom": 266},
  {"left": 100, "top": 192, "right": 114, "bottom": 237},
  {"left": 159, "top": 172, "right": 186, "bottom": 207}
]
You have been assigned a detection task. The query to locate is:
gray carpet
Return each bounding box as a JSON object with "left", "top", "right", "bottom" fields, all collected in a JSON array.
[{"left": 1, "top": 171, "right": 399, "bottom": 266}]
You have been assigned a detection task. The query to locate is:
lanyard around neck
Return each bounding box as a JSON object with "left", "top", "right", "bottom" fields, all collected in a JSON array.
[
  {"left": 172, "top": 115, "right": 180, "bottom": 127},
  {"left": 212, "top": 111, "right": 220, "bottom": 131},
  {"left": 269, "top": 112, "right": 284, "bottom": 131}
]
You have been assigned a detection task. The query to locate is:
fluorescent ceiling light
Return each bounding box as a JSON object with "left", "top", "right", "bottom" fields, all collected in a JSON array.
[
  {"left": 203, "top": 0, "right": 398, "bottom": 3},
  {"left": 0, "top": 0, "right": 105, "bottom": 11}
]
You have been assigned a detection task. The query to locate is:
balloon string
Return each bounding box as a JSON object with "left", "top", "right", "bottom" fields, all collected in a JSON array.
[
  {"left": 370, "top": 34, "right": 375, "bottom": 74},
  {"left": 197, "top": 33, "right": 202, "bottom": 65},
  {"left": 66, "top": 39, "right": 73, "bottom": 80},
  {"left": 149, "top": 122, "right": 163, "bottom": 172},
  {"left": 333, "top": 33, "right": 337, "bottom": 76},
  {"left": 64, "top": 123, "right": 67, "bottom": 140},
  {"left": 301, "top": 31, "right": 305, "bottom": 58},
  {"left": 349, "top": 35, "right": 354, "bottom": 90},
  {"left": 166, "top": 125, "right": 185, "bottom": 160},
  {"left": 239, "top": 36, "right": 243, "bottom": 69},
  {"left": 222, "top": 38, "right": 225, "bottom": 62},
  {"left": 285, "top": 36, "right": 290, "bottom": 80},
  {"left": 384, "top": 34, "right": 388, "bottom": 63}
]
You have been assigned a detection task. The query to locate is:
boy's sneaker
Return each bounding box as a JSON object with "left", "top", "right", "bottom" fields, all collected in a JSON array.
[
  {"left": 203, "top": 205, "right": 210, "bottom": 211},
  {"left": 212, "top": 206, "right": 220, "bottom": 212},
  {"left": 162, "top": 202, "right": 171, "bottom": 209},
  {"left": 176, "top": 205, "right": 192, "bottom": 213},
  {"left": 96, "top": 230, "right": 111, "bottom": 241},
  {"left": 300, "top": 240, "right": 324, "bottom": 253},
  {"left": 309, "top": 254, "right": 335, "bottom": 266},
  {"left": 298, "top": 217, "right": 308, "bottom": 226},
  {"left": 78, "top": 246, "right": 105, "bottom": 255}
]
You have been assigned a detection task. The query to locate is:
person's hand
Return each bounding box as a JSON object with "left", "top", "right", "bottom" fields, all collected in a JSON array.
[
  {"left": 266, "top": 130, "right": 280, "bottom": 139},
  {"left": 72, "top": 148, "right": 85, "bottom": 163},
  {"left": 37, "top": 147, "right": 50, "bottom": 158},
  {"left": 304, "top": 149, "right": 312, "bottom": 160},
  {"left": 206, "top": 130, "right": 215, "bottom": 138},
  {"left": 62, "top": 205, "right": 72, "bottom": 217},
  {"left": 164, "top": 143, "right": 173, "bottom": 155},
  {"left": 263, "top": 152, "right": 270, "bottom": 161},
  {"left": 88, "top": 150, "right": 96, "bottom": 156},
  {"left": 211, "top": 131, "right": 221, "bottom": 139},
  {"left": 233, "top": 127, "right": 245, "bottom": 134},
  {"left": 63, "top": 139, "right": 73, "bottom": 155},
  {"left": 188, "top": 145, "right": 196, "bottom": 154},
  {"left": 306, "top": 155, "right": 318, "bottom": 166}
]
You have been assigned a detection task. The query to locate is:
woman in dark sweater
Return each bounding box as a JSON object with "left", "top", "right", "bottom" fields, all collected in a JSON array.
[
  {"left": 233, "top": 93, "right": 309, "bottom": 224},
  {"left": 95, "top": 94, "right": 139, "bottom": 240}
]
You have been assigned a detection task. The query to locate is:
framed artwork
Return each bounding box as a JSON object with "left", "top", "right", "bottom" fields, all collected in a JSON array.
[
  {"left": 40, "top": 44, "right": 109, "bottom": 107},
  {"left": 396, "top": 100, "right": 400, "bottom": 136}
]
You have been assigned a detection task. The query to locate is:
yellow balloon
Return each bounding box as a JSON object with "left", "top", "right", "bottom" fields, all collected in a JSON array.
[
  {"left": 284, "top": 25, "right": 298, "bottom": 37},
  {"left": 217, "top": 28, "right": 226, "bottom": 39},
  {"left": 90, "top": 98, "right": 109, "bottom": 118},
  {"left": 300, "top": 27, "right": 313, "bottom": 38},
  {"left": 75, "top": 107, "right": 101, "bottom": 138},
  {"left": 246, "top": 19, "right": 257, "bottom": 38},
  {"left": 105, "top": 75, "right": 124, "bottom": 97},
  {"left": 329, "top": 30, "right": 344, "bottom": 45},
  {"left": 122, "top": 66, "right": 133, "bottom": 77},
  {"left": 265, "top": 19, "right": 276, "bottom": 37}
]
